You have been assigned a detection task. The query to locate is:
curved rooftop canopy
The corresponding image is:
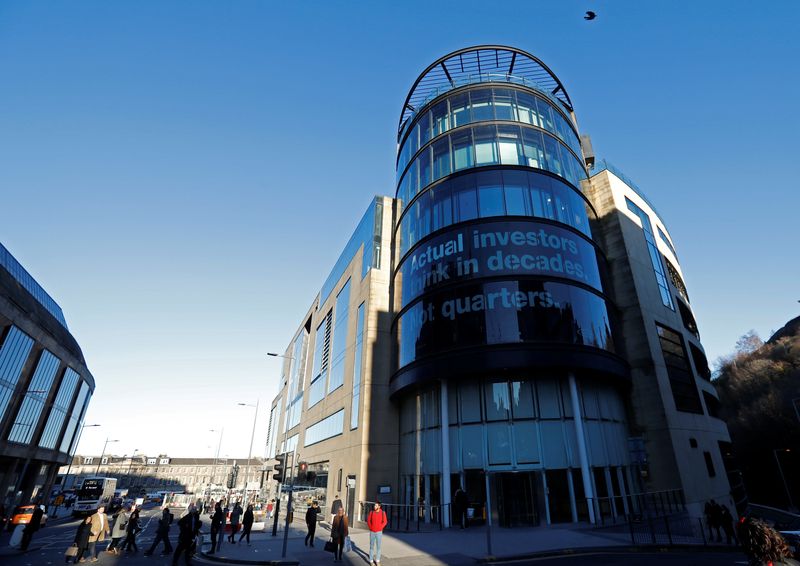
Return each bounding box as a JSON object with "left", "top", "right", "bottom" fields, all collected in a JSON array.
[{"left": 398, "top": 45, "right": 574, "bottom": 139}]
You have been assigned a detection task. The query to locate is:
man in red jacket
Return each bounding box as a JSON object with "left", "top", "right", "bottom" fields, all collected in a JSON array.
[{"left": 367, "top": 501, "right": 388, "bottom": 565}]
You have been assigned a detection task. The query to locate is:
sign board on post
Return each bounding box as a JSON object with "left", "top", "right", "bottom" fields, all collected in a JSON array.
[{"left": 378, "top": 485, "right": 391, "bottom": 494}]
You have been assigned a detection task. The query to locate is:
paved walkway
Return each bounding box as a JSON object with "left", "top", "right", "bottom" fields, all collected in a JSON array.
[{"left": 197, "top": 519, "right": 634, "bottom": 565}]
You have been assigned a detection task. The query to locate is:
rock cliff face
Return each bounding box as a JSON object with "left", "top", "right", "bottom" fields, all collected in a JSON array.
[{"left": 714, "top": 316, "right": 800, "bottom": 509}]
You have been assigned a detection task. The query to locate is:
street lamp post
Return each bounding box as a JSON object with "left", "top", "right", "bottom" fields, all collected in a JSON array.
[
  {"left": 238, "top": 400, "right": 260, "bottom": 504},
  {"left": 55, "top": 423, "right": 100, "bottom": 517},
  {"left": 96, "top": 438, "right": 119, "bottom": 476},
  {"left": 126, "top": 449, "right": 138, "bottom": 489},
  {"left": 210, "top": 429, "right": 224, "bottom": 493},
  {"left": 773, "top": 448, "right": 795, "bottom": 510}
]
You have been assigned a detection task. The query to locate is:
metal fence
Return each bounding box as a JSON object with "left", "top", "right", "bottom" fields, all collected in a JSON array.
[
  {"left": 588, "top": 489, "right": 686, "bottom": 527},
  {"left": 358, "top": 501, "right": 452, "bottom": 532},
  {"left": 627, "top": 514, "right": 705, "bottom": 545}
]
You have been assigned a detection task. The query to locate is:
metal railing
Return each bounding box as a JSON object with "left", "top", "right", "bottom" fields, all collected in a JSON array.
[
  {"left": 628, "top": 514, "right": 705, "bottom": 546},
  {"left": 358, "top": 501, "right": 451, "bottom": 532},
  {"left": 588, "top": 488, "right": 686, "bottom": 527}
]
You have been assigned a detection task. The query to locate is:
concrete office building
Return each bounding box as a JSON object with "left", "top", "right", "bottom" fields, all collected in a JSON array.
[
  {"left": 266, "top": 46, "right": 733, "bottom": 528},
  {"left": 0, "top": 242, "right": 95, "bottom": 508}
]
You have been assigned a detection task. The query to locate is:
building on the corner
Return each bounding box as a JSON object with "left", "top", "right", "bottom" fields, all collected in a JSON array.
[
  {"left": 0, "top": 242, "right": 95, "bottom": 507},
  {"left": 265, "top": 46, "right": 734, "bottom": 529}
]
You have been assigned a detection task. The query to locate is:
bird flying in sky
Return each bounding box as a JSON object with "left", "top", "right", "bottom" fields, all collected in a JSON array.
[{"left": 585, "top": 10, "right": 597, "bottom": 20}]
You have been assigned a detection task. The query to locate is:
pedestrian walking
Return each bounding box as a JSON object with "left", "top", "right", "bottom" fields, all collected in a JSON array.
[
  {"left": 331, "top": 507, "right": 349, "bottom": 562},
  {"left": 71, "top": 516, "right": 92, "bottom": 563},
  {"left": 144, "top": 506, "right": 174, "bottom": 556},
  {"left": 106, "top": 507, "right": 129, "bottom": 554},
  {"left": 123, "top": 508, "right": 141, "bottom": 552},
  {"left": 218, "top": 504, "right": 228, "bottom": 550},
  {"left": 454, "top": 486, "right": 468, "bottom": 529},
  {"left": 305, "top": 501, "right": 320, "bottom": 547},
  {"left": 266, "top": 499, "right": 274, "bottom": 520},
  {"left": 720, "top": 505, "right": 738, "bottom": 545},
  {"left": 171, "top": 504, "right": 201, "bottom": 566},
  {"left": 239, "top": 504, "right": 254, "bottom": 545},
  {"left": 87, "top": 505, "right": 111, "bottom": 561},
  {"left": 19, "top": 504, "right": 44, "bottom": 550},
  {"left": 367, "top": 501, "right": 388, "bottom": 565},
  {"left": 330, "top": 494, "right": 343, "bottom": 524},
  {"left": 209, "top": 502, "right": 223, "bottom": 554},
  {"left": 227, "top": 502, "right": 242, "bottom": 542}
]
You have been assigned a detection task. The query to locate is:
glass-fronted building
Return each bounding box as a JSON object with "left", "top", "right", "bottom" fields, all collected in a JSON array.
[
  {"left": 0, "top": 242, "right": 95, "bottom": 508},
  {"left": 267, "top": 46, "right": 733, "bottom": 531}
]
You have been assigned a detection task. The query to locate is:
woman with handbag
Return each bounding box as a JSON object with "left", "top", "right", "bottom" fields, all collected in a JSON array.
[
  {"left": 69, "top": 516, "right": 91, "bottom": 563},
  {"left": 330, "top": 507, "right": 349, "bottom": 562}
]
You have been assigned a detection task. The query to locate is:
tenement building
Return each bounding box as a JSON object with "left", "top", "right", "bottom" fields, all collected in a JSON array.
[
  {"left": 266, "top": 46, "right": 733, "bottom": 528},
  {"left": 0, "top": 242, "right": 95, "bottom": 508}
]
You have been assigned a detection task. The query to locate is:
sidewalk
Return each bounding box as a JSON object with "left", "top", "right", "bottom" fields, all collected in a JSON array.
[{"left": 197, "top": 519, "right": 635, "bottom": 565}]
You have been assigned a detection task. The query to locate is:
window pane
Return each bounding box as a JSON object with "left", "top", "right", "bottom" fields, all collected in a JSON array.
[
  {"left": 419, "top": 111, "right": 433, "bottom": 146},
  {"left": 477, "top": 171, "right": 505, "bottom": 218},
  {"left": 514, "top": 421, "right": 540, "bottom": 463},
  {"left": 451, "top": 129, "right": 474, "bottom": 171},
  {"left": 432, "top": 137, "right": 451, "bottom": 180},
  {"left": 459, "top": 382, "right": 481, "bottom": 423},
  {"left": 418, "top": 146, "right": 432, "bottom": 190},
  {"left": 515, "top": 92, "right": 538, "bottom": 126},
  {"left": 484, "top": 381, "right": 510, "bottom": 421},
  {"left": 511, "top": 381, "right": 535, "bottom": 419},
  {"left": 493, "top": 88, "right": 515, "bottom": 121},
  {"left": 473, "top": 125, "right": 498, "bottom": 165},
  {"left": 504, "top": 185, "right": 526, "bottom": 215},
  {"left": 497, "top": 124, "right": 524, "bottom": 165},
  {"left": 522, "top": 128, "right": 545, "bottom": 169},
  {"left": 455, "top": 179, "right": 478, "bottom": 221},
  {"left": 431, "top": 184, "right": 453, "bottom": 231},
  {"left": 535, "top": 97, "right": 555, "bottom": 133},
  {"left": 537, "top": 378, "right": 561, "bottom": 419},
  {"left": 449, "top": 92, "right": 471, "bottom": 128},
  {"left": 431, "top": 100, "right": 449, "bottom": 136},
  {"left": 470, "top": 88, "right": 494, "bottom": 121},
  {"left": 488, "top": 423, "right": 512, "bottom": 464},
  {"left": 543, "top": 135, "right": 564, "bottom": 176}
]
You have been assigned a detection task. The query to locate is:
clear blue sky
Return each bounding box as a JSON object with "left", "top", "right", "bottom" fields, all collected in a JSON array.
[{"left": 1, "top": 1, "right": 798, "bottom": 458}]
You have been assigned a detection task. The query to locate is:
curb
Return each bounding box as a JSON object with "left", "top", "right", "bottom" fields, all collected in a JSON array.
[
  {"left": 477, "top": 543, "right": 740, "bottom": 563},
  {"left": 198, "top": 540, "right": 300, "bottom": 566}
]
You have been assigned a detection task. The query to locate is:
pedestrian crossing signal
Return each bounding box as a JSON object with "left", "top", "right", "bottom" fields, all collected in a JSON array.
[{"left": 272, "top": 454, "right": 286, "bottom": 483}]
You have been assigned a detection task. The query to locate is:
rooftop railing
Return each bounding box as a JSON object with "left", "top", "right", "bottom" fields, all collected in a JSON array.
[{"left": 0, "top": 242, "right": 68, "bottom": 328}]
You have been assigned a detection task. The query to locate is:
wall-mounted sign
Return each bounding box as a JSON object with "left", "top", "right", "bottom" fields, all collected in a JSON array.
[{"left": 378, "top": 485, "right": 391, "bottom": 494}]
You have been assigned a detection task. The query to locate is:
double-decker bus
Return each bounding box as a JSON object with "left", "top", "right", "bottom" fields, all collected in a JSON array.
[{"left": 72, "top": 477, "right": 117, "bottom": 516}]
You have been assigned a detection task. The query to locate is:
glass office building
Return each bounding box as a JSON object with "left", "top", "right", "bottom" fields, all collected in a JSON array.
[
  {"left": 268, "top": 46, "right": 733, "bottom": 530},
  {"left": 0, "top": 242, "right": 95, "bottom": 507},
  {"left": 391, "top": 46, "right": 630, "bottom": 526}
]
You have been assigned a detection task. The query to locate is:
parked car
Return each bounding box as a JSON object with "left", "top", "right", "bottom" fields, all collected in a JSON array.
[{"left": 11, "top": 505, "right": 48, "bottom": 528}]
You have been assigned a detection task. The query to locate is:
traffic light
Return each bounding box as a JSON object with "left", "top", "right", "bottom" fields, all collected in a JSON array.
[
  {"left": 226, "top": 469, "right": 235, "bottom": 489},
  {"left": 272, "top": 454, "right": 286, "bottom": 483},
  {"left": 298, "top": 461, "right": 308, "bottom": 477}
]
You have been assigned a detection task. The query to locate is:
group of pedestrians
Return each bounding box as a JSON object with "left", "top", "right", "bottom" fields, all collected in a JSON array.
[
  {"left": 703, "top": 499, "right": 738, "bottom": 545},
  {"left": 208, "top": 501, "right": 255, "bottom": 554}
]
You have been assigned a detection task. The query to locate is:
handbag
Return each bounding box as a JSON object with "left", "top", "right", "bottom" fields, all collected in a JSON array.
[
  {"left": 65, "top": 544, "right": 79, "bottom": 558},
  {"left": 324, "top": 538, "right": 337, "bottom": 552},
  {"left": 344, "top": 535, "right": 352, "bottom": 553}
]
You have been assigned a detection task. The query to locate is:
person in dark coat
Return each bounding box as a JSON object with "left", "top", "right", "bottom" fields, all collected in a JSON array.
[
  {"left": 331, "top": 507, "right": 349, "bottom": 562},
  {"left": 454, "top": 486, "right": 468, "bottom": 529},
  {"left": 171, "top": 505, "right": 201, "bottom": 566},
  {"left": 720, "top": 505, "right": 738, "bottom": 545},
  {"left": 304, "top": 501, "right": 320, "bottom": 547},
  {"left": 72, "top": 516, "right": 92, "bottom": 563},
  {"left": 123, "top": 508, "right": 141, "bottom": 552},
  {"left": 330, "top": 495, "right": 343, "bottom": 524},
  {"left": 227, "top": 503, "right": 242, "bottom": 543},
  {"left": 144, "top": 506, "right": 174, "bottom": 556},
  {"left": 238, "top": 504, "right": 254, "bottom": 545},
  {"left": 20, "top": 504, "right": 44, "bottom": 550},
  {"left": 209, "top": 503, "right": 223, "bottom": 554}
]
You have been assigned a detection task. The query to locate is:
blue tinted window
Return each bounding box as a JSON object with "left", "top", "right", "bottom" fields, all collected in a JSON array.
[
  {"left": 431, "top": 100, "right": 449, "bottom": 137},
  {"left": 514, "top": 91, "right": 537, "bottom": 125},
  {"left": 0, "top": 326, "right": 34, "bottom": 423},
  {"left": 477, "top": 171, "right": 505, "bottom": 218},
  {"left": 432, "top": 137, "right": 451, "bottom": 180},
  {"left": 470, "top": 89, "right": 494, "bottom": 121},
  {"left": 432, "top": 185, "right": 453, "bottom": 231},
  {"left": 39, "top": 367, "right": 80, "bottom": 450},
  {"left": 418, "top": 146, "right": 432, "bottom": 191},
  {"left": 626, "top": 197, "right": 674, "bottom": 310},
  {"left": 521, "top": 128, "right": 545, "bottom": 169},
  {"left": 535, "top": 97, "right": 555, "bottom": 132},
  {"left": 449, "top": 92, "right": 471, "bottom": 128},
  {"left": 493, "top": 88, "right": 515, "bottom": 121},
  {"left": 8, "top": 349, "right": 60, "bottom": 445},
  {"left": 451, "top": 129, "right": 474, "bottom": 171},
  {"left": 419, "top": 111, "right": 433, "bottom": 147},
  {"left": 473, "top": 125, "right": 498, "bottom": 165},
  {"left": 351, "top": 303, "right": 365, "bottom": 429},
  {"left": 542, "top": 134, "right": 563, "bottom": 177},
  {"left": 60, "top": 382, "right": 90, "bottom": 454},
  {"left": 497, "top": 124, "right": 524, "bottom": 165}
]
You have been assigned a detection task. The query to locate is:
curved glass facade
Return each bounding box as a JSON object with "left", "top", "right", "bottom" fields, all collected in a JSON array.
[
  {"left": 397, "top": 279, "right": 614, "bottom": 367},
  {"left": 395, "top": 219, "right": 603, "bottom": 311},
  {"left": 397, "top": 122, "right": 586, "bottom": 211},
  {"left": 397, "top": 86, "right": 581, "bottom": 176},
  {"left": 397, "top": 169, "right": 594, "bottom": 258}
]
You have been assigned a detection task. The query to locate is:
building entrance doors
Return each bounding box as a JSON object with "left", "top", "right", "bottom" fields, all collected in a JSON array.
[{"left": 492, "top": 472, "right": 539, "bottom": 527}]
